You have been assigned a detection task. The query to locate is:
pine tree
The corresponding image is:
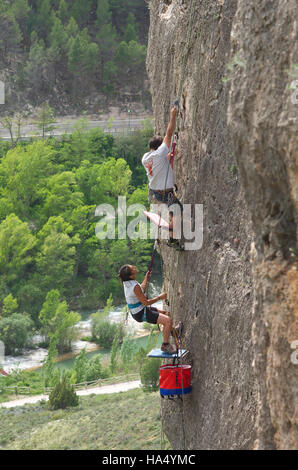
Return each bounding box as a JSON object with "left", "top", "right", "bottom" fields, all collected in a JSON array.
[
  {"left": 58, "top": 0, "right": 68, "bottom": 24},
  {"left": 0, "top": 10, "right": 22, "bottom": 56},
  {"left": 70, "top": 0, "right": 93, "bottom": 27},
  {"left": 96, "top": 0, "right": 112, "bottom": 29},
  {"left": 67, "top": 30, "right": 99, "bottom": 75},
  {"left": 36, "top": 0, "right": 54, "bottom": 40},
  {"left": 123, "top": 13, "right": 138, "bottom": 43},
  {"left": 48, "top": 374, "right": 79, "bottom": 409},
  {"left": 48, "top": 15, "right": 67, "bottom": 61},
  {"left": 11, "top": 0, "right": 30, "bottom": 40}
]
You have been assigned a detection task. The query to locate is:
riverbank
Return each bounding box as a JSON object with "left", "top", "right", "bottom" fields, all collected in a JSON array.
[
  {"left": 25, "top": 330, "right": 152, "bottom": 373},
  {"left": 2, "top": 305, "right": 153, "bottom": 373},
  {"left": 1, "top": 278, "right": 163, "bottom": 373}
]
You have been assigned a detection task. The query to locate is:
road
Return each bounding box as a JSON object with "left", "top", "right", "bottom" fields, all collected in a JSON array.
[
  {"left": 0, "top": 117, "right": 152, "bottom": 140},
  {"left": 0, "top": 380, "right": 142, "bottom": 408}
]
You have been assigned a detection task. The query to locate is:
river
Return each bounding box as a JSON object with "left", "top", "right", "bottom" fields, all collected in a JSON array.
[{"left": 2, "top": 279, "right": 163, "bottom": 373}]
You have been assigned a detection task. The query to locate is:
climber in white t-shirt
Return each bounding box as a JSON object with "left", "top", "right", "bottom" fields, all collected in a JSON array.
[
  {"left": 142, "top": 106, "right": 177, "bottom": 192},
  {"left": 142, "top": 106, "right": 183, "bottom": 248}
]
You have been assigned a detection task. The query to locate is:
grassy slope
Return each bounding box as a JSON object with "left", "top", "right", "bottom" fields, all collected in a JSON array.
[{"left": 0, "top": 389, "right": 171, "bottom": 450}]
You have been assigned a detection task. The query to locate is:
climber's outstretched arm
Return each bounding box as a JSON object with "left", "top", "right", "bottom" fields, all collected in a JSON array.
[{"left": 163, "top": 107, "right": 177, "bottom": 149}]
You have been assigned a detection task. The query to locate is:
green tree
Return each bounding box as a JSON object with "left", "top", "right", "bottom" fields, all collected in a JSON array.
[
  {"left": 102, "top": 60, "right": 118, "bottom": 93},
  {"left": 39, "top": 289, "right": 60, "bottom": 338},
  {"left": 72, "top": 349, "right": 108, "bottom": 383},
  {"left": 35, "top": 0, "right": 54, "bottom": 40},
  {"left": 123, "top": 13, "right": 139, "bottom": 43},
  {"left": 115, "top": 40, "right": 146, "bottom": 69},
  {"left": 24, "top": 33, "right": 47, "bottom": 94},
  {"left": 72, "top": 348, "right": 88, "bottom": 383},
  {"left": 42, "top": 334, "right": 59, "bottom": 387},
  {"left": 39, "top": 290, "right": 81, "bottom": 353},
  {"left": 48, "top": 374, "right": 79, "bottom": 409},
  {"left": 0, "top": 140, "right": 55, "bottom": 220},
  {"left": 2, "top": 294, "right": 18, "bottom": 317},
  {"left": 48, "top": 15, "right": 68, "bottom": 63},
  {"left": 0, "top": 214, "right": 36, "bottom": 284},
  {"left": 0, "top": 313, "right": 33, "bottom": 355},
  {"left": 36, "top": 228, "right": 79, "bottom": 293},
  {"left": 85, "top": 355, "right": 108, "bottom": 381},
  {"left": 70, "top": 0, "right": 93, "bottom": 27},
  {"left": 96, "top": 23, "right": 118, "bottom": 74},
  {"left": 91, "top": 318, "right": 124, "bottom": 349},
  {"left": 0, "top": 117, "right": 16, "bottom": 147},
  {"left": 65, "top": 16, "right": 79, "bottom": 38},
  {"left": 93, "top": 157, "right": 132, "bottom": 204},
  {"left": 96, "top": 0, "right": 112, "bottom": 28},
  {"left": 67, "top": 29, "right": 99, "bottom": 75},
  {"left": 0, "top": 10, "right": 22, "bottom": 57},
  {"left": 140, "top": 357, "right": 161, "bottom": 392},
  {"left": 54, "top": 302, "right": 81, "bottom": 353},
  {"left": 58, "top": 0, "right": 68, "bottom": 24},
  {"left": 120, "top": 335, "right": 136, "bottom": 373},
  {"left": 110, "top": 329, "right": 120, "bottom": 373},
  {"left": 35, "top": 102, "right": 56, "bottom": 139},
  {"left": 67, "top": 205, "right": 96, "bottom": 279},
  {"left": 95, "top": 0, "right": 117, "bottom": 76},
  {"left": 11, "top": 0, "right": 30, "bottom": 39},
  {"left": 104, "top": 293, "right": 114, "bottom": 316},
  {"left": 43, "top": 172, "right": 84, "bottom": 219}
]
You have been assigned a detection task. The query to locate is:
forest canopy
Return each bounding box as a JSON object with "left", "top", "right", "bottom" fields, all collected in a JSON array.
[
  {"left": 0, "top": 0, "right": 150, "bottom": 113},
  {"left": 0, "top": 123, "right": 154, "bottom": 330}
]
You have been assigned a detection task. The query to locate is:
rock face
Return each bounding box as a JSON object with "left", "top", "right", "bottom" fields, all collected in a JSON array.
[{"left": 147, "top": 0, "right": 297, "bottom": 449}]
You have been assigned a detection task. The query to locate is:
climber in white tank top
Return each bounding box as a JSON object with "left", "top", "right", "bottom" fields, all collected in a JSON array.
[
  {"left": 123, "top": 279, "right": 144, "bottom": 315},
  {"left": 118, "top": 264, "right": 177, "bottom": 354}
]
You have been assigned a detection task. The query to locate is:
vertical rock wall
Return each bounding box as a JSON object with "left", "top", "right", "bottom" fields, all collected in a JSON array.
[
  {"left": 146, "top": 0, "right": 297, "bottom": 449},
  {"left": 228, "top": 0, "right": 298, "bottom": 449}
]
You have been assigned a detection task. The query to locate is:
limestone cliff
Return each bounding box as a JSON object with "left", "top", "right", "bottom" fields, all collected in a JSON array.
[{"left": 147, "top": 0, "right": 298, "bottom": 449}]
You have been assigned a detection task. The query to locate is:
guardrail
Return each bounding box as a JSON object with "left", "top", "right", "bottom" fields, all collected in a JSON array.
[{"left": 0, "top": 373, "right": 140, "bottom": 397}]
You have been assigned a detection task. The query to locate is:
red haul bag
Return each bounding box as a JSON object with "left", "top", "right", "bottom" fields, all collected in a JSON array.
[{"left": 159, "top": 364, "right": 192, "bottom": 397}]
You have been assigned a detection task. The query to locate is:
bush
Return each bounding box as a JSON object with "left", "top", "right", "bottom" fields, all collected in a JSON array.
[
  {"left": 0, "top": 313, "right": 34, "bottom": 355},
  {"left": 120, "top": 335, "right": 137, "bottom": 373},
  {"left": 140, "top": 358, "right": 161, "bottom": 392},
  {"left": 91, "top": 318, "right": 125, "bottom": 349},
  {"left": 48, "top": 375, "right": 79, "bottom": 410},
  {"left": 72, "top": 349, "right": 110, "bottom": 383}
]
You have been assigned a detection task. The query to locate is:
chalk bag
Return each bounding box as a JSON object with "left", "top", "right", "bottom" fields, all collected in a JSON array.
[{"left": 159, "top": 364, "right": 192, "bottom": 397}]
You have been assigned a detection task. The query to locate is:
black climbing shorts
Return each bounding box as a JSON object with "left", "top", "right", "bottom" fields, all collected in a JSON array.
[{"left": 131, "top": 306, "right": 159, "bottom": 324}]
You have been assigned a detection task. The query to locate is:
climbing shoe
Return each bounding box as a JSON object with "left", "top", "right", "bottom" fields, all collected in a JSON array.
[{"left": 161, "top": 343, "right": 177, "bottom": 355}]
